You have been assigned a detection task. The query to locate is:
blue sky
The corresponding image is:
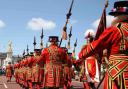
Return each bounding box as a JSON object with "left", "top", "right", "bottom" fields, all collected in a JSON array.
[{"left": 0, "top": 0, "right": 117, "bottom": 56}]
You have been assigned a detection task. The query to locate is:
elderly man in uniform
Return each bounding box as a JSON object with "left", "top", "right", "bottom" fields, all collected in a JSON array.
[
  {"left": 6, "top": 62, "right": 13, "bottom": 82},
  {"left": 77, "top": 1, "right": 128, "bottom": 89},
  {"left": 32, "top": 49, "right": 42, "bottom": 89},
  {"left": 26, "top": 52, "right": 34, "bottom": 89},
  {"left": 64, "top": 52, "right": 74, "bottom": 89},
  {"left": 78, "top": 32, "right": 100, "bottom": 89},
  {"left": 38, "top": 36, "right": 67, "bottom": 89}
]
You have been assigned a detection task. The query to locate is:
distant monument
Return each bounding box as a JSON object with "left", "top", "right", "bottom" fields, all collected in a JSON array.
[{"left": 3, "top": 41, "right": 13, "bottom": 68}]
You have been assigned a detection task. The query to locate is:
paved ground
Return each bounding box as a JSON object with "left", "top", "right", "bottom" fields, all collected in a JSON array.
[
  {"left": 0, "top": 75, "right": 21, "bottom": 89},
  {"left": 0, "top": 75, "right": 103, "bottom": 89}
]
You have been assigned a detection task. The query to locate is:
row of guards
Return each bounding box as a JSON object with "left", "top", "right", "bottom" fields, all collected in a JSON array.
[
  {"left": 12, "top": 36, "right": 76, "bottom": 89},
  {"left": 12, "top": 1, "right": 77, "bottom": 88},
  {"left": 5, "top": 0, "right": 128, "bottom": 89},
  {"left": 5, "top": 0, "right": 106, "bottom": 88},
  {"left": 5, "top": 35, "right": 104, "bottom": 89}
]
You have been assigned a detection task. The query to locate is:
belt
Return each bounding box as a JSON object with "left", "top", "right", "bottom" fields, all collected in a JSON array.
[
  {"left": 119, "top": 49, "right": 128, "bottom": 55},
  {"left": 109, "top": 54, "right": 128, "bottom": 60}
]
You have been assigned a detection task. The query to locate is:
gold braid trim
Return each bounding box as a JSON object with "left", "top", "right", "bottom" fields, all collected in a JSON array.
[
  {"left": 108, "top": 58, "right": 128, "bottom": 80},
  {"left": 90, "top": 44, "right": 94, "bottom": 52},
  {"left": 116, "top": 23, "right": 126, "bottom": 52}
]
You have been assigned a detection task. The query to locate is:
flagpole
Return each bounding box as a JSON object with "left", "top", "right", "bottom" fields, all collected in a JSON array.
[{"left": 96, "top": 0, "right": 109, "bottom": 89}]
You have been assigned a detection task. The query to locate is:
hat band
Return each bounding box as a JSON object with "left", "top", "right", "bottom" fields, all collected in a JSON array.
[{"left": 112, "top": 7, "right": 128, "bottom": 13}]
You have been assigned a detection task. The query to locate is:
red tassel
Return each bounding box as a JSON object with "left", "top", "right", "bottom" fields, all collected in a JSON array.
[
  {"left": 62, "top": 26, "right": 67, "bottom": 40},
  {"left": 67, "top": 42, "right": 70, "bottom": 49}
]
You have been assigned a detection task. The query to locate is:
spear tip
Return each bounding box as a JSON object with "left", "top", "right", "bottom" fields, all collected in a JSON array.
[{"left": 105, "top": 0, "right": 109, "bottom": 8}]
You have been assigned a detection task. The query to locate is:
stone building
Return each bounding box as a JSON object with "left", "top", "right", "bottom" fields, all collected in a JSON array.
[
  {"left": 0, "top": 52, "right": 7, "bottom": 67},
  {"left": 2, "top": 41, "right": 22, "bottom": 68}
]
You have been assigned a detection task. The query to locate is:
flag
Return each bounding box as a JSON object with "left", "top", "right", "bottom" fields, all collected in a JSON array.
[
  {"left": 94, "top": 3, "right": 108, "bottom": 64},
  {"left": 94, "top": 8, "right": 106, "bottom": 40}
]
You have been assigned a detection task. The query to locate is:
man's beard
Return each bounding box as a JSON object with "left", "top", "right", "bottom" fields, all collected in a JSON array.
[{"left": 111, "top": 15, "right": 128, "bottom": 26}]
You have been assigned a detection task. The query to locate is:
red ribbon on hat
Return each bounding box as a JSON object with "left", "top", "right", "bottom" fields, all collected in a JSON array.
[{"left": 112, "top": 7, "right": 127, "bottom": 12}]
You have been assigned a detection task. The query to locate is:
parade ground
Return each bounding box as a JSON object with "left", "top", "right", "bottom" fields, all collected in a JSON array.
[{"left": 0, "top": 75, "right": 103, "bottom": 89}]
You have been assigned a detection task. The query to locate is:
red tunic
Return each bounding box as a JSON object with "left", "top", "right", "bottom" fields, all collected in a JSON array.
[
  {"left": 78, "top": 22, "right": 128, "bottom": 89},
  {"left": 39, "top": 45, "right": 67, "bottom": 88},
  {"left": 32, "top": 55, "right": 43, "bottom": 83},
  {"left": 16, "top": 63, "right": 20, "bottom": 79},
  {"left": 19, "top": 60, "right": 23, "bottom": 80},
  {"left": 14, "top": 63, "right": 19, "bottom": 79},
  {"left": 85, "top": 56, "right": 99, "bottom": 83},
  {"left": 63, "top": 55, "right": 74, "bottom": 82},
  {"left": 23, "top": 59, "right": 28, "bottom": 81},
  {"left": 6, "top": 64, "right": 13, "bottom": 77},
  {"left": 87, "top": 57, "right": 96, "bottom": 78},
  {"left": 26, "top": 56, "right": 34, "bottom": 81}
]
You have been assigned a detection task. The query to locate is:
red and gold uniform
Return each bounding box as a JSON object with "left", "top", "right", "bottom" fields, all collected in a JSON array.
[
  {"left": 78, "top": 22, "right": 128, "bottom": 89},
  {"left": 6, "top": 63, "right": 13, "bottom": 82},
  {"left": 36, "top": 55, "right": 45, "bottom": 88},
  {"left": 26, "top": 56, "right": 34, "bottom": 81},
  {"left": 26, "top": 55, "right": 34, "bottom": 89},
  {"left": 18, "top": 61, "right": 23, "bottom": 85},
  {"left": 32, "top": 56, "right": 41, "bottom": 83},
  {"left": 39, "top": 44, "right": 67, "bottom": 88},
  {"left": 18, "top": 60, "right": 23, "bottom": 85},
  {"left": 32, "top": 56, "right": 43, "bottom": 83},
  {"left": 16, "top": 62, "right": 20, "bottom": 84},
  {"left": 77, "top": 31, "right": 100, "bottom": 89},
  {"left": 23, "top": 57, "right": 28, "bottom": 88},
  {"left": 19, "top": 60, "right": 24, "bottom": 86},
  {"left": 32, "top": 49, "right": 43, "bottom": 89},
  {"left": 79, "top": 54, "right": 100, "bottom": 89},
  {"left": 14, "top": 63, "right": 19, "bottom": 83},
  {"left": 63, "top": 53, "right": 74, "bottom": 89}
]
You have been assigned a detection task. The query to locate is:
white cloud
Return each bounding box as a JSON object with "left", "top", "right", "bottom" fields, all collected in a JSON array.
[
  {"left": 68, "top": 19, "right": 78, "bottom": 27},
  {"left": 27, "top": 18, "right": 56, "bottom": 30},
  {"left": 92, "top": 15, "right": 114, "bottom": 29},
  {"left": 84, "top": 29, "right": 95, "bottom": 37},
  {"left": 84, "top": 16, "right": 114, "bottom": 39},
  {"left": 0, "top": 20, "right": 6, "bottom": 29}
]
